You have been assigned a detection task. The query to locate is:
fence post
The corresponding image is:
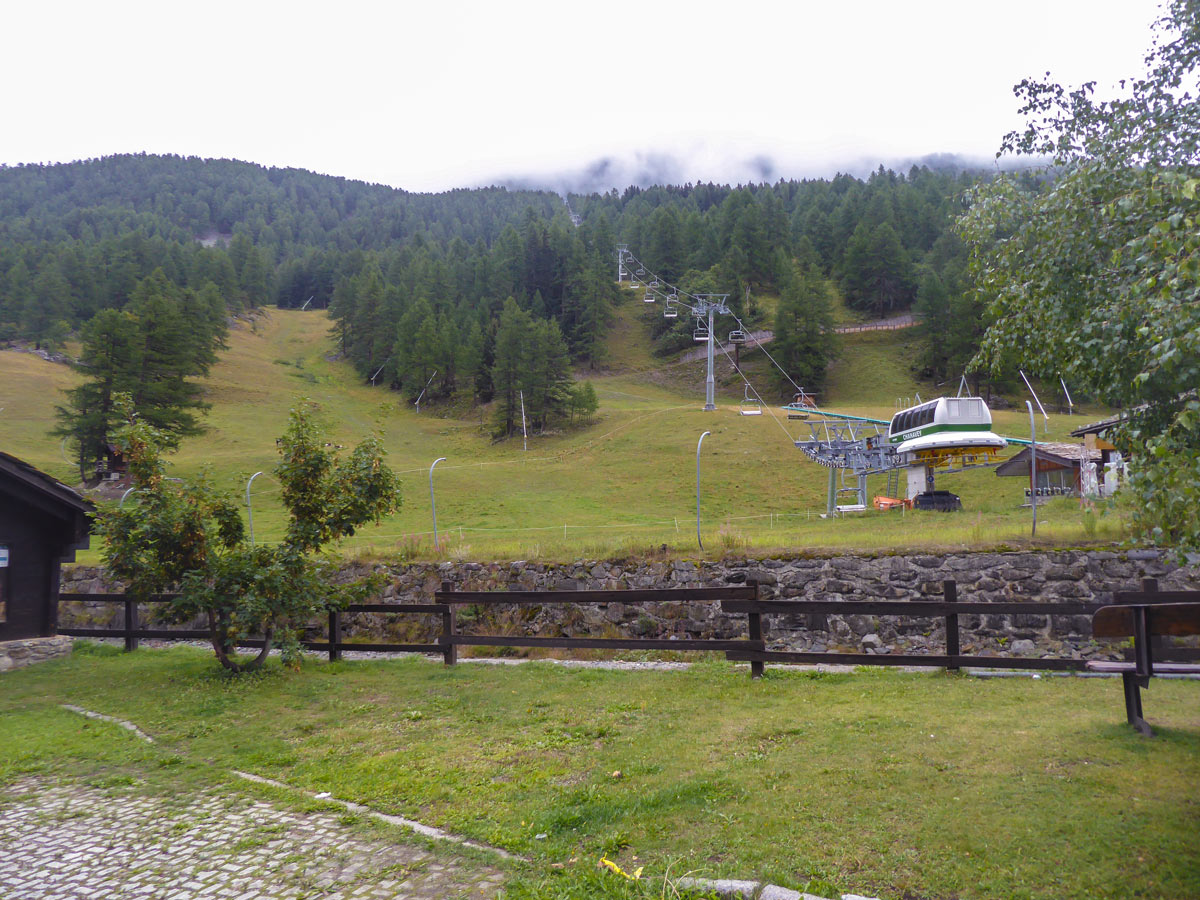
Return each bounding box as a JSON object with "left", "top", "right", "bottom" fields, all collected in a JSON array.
[
  {"left": 124, "top": 597, "right": 139, "bottom": 652},
  {"left": 943, "top": 579, "right": 959, "bottom": 672},
  {"left": 1141, "top": 577, "right": 1165, "bottom": 659},
  {"left": 746, "top": 579, "right": 764, "bottom": 679},
  {"left": 441, "top": 580, "right": 458, "bottom": 666},
  {"left": 328, "top": 609, "right": 342, "bottom": 662}
]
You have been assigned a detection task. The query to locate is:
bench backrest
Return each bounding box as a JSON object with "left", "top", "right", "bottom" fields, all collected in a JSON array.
[{"left": 1093, "top": 602, "right": 1200, "bottom": 638}]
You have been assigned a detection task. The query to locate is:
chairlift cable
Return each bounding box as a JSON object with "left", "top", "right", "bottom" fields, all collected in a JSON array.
[
  {"left": 715, "top": 340, "right": 798, "bottom": 444},
  {"left": 620, "top": 246, "right": 813, "bottom": 406},
  {"left": 726, "top": 308, "right": 809, "bottom": 400}
]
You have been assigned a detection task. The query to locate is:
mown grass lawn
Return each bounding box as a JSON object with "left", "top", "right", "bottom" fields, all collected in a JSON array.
[
  {"left": 1, "top": 307, "right": 1126, "bottom": 565},
  {"left": 2, "top": 644, "right": 1198, "bottom": 899}
]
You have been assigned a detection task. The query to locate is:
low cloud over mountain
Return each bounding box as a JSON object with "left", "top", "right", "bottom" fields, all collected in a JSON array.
[{"left": 490, "top": 149, "right": 1029, "bottom": 195}]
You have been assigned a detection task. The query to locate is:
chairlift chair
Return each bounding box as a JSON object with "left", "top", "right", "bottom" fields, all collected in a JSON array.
[
  {"left": 739, "top": 384, "right": 762, "bottom": 416},
  {"left": 649, "top": 279, "right": 660, "bottom": 288},
  {"left": 635, "top": 267, "right": 645, "bottom": 275},
  {"left": 663, "top": 303, "right": 678, "bottom": 319},
  {"left": 693, "top": 323, "right": 710, "bottom": 342},
  {"left": 644, "top": 291, "right": 656, "bottom": 303},
  {"left": 728, "top": 329, "right": 747, "bottom": 344}
]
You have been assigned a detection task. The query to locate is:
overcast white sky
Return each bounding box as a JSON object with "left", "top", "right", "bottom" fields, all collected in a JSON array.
[{"left": 2, "top": 0, "right": 1167, "bottom": 193}]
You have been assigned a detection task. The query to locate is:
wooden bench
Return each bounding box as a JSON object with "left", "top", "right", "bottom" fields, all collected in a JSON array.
[{"left": 1088, "top": 586, "right": 1200, "bottom": 736}]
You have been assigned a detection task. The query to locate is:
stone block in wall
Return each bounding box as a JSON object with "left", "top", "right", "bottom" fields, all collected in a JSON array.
[
  {"left": 1045, "top": 580, "right": 1088, "bottom": 598},
  {"left": 998, "top": 565, "right": 1039, "bottom": 582},
  {"left": 0, "top": 637, "right": 73, "bottom": 672},
  {"left": 1045, "top": 564, "right": 1088, "bottom": 581},
  {"left": 747, "top": 568, "right": 777, "bottom": 586},
  {"left": 844, "top": 614, "right": 876, "bottom": 635},
  {"left": 1100, "top": 560, "right": 1137, "bottom": 579},
  {"left": 1051, "top": 615, "right": 1095, "bottom": 638},
  {"left": 821, "top": 579, "right": 855, "bottom": 594},
  {"left": 971, "top": 577, "right": 1004, "bottom": 594},
  {"left": 1008, "top": 555, "right": 1046, "bottom": 571}
]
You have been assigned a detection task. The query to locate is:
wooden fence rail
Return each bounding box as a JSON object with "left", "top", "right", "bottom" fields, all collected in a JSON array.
[{"left": 57, "top": 579, "right": 1180, "bottom": 677}]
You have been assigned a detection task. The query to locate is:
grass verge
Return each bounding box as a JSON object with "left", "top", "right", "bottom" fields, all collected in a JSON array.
[{"left": 2, "top": 644, "right": 1197, "bottom": 899}]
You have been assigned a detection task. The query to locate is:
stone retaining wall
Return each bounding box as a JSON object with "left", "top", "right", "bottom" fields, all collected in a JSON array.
[
  {"left": 0, "top": 636, "right": 73, "bottom": 672},
  {"left": 60, "top": 549, "right": 1200, "bottom": 660}
]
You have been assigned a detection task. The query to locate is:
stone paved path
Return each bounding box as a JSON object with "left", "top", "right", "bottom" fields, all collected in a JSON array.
[{"left": 0, "top": 777, "right": 505, "bottom": 900}]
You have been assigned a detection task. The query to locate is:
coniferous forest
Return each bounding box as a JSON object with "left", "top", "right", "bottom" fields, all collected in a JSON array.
[{"left": 0, "top": 154, "right": 1007, "bottom": 477}]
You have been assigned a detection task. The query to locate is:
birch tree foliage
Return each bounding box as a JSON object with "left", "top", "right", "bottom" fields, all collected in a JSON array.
[{"left": 958, "top": 0, "right": 1200, "bottom": 553}]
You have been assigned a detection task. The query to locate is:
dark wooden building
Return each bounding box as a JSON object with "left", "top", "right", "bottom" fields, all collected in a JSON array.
[
  {"left": 995, "top": 442, "right": 1102, "bottom": 497},
  {"left": 0, "top": 452, "right": 93, "bottom": 641}
]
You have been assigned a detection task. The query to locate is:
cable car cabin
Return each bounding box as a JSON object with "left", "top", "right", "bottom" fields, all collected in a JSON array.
[{"left": 888, "top": 397, "right": 1006, "bottom": 463}]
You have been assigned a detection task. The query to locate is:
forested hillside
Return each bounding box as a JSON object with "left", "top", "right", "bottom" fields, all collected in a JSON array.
[
  {"left": 569, "top": 166, "right": 1008, "bottom": 389},
  {"left": 0, "top": 154, "right": 1016, "bottom": 477}
]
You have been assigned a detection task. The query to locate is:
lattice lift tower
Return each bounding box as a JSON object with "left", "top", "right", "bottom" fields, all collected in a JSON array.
[{"left": 619, "top": 246, "right": 732, "bottom": 411}]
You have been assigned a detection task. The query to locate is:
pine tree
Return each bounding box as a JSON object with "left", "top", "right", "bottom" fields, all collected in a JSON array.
[
  {"left": 914, "top": 269, "right": 953, "bottom": 380},
  {"left": 53, "top": 269, "right": 226, "bottom": 481},
  {"left": 524, "top": 318, "right": 571, "bottom": 430},
  {"left": 53, "top": 309, "right": 140, "bottom": 482},
  {"left": 569, "top": 381, "right": 598, "bottom": 424},
  {"left": 840, "top": 221, "right": 916, "bottom": 316},
  {"left": 490, "top": 298, "right": 531, "bottom": 437},
  {"left": 772, "top": 264, "right": 837, "bottom": 396}
]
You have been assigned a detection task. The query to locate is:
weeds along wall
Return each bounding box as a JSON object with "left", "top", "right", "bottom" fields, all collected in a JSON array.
[{"left": 60, "top": 549, "right": 1200, "bottom": 659}]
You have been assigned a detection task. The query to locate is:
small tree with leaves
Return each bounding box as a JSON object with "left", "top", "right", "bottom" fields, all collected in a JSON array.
[
  {"left": 100, "top": 396, "right": 402, "bottom": 672},
  {"left": 958, "top": 0, "right": 1200, "bottom": 554}
]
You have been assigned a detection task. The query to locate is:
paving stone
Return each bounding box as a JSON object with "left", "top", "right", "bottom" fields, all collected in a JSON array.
[{"left": 0, "top": 777, "right": 503, "bottom": 900}]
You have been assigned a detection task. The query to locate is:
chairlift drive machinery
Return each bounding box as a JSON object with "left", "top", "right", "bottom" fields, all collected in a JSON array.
[{"left": 887, "top": 396, "right": 1007, "bottom": 462}]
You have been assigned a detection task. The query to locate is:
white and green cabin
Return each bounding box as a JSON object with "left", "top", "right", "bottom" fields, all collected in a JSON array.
[{"left": 887, "top": 397, "right": 1007, "bottom": 457}]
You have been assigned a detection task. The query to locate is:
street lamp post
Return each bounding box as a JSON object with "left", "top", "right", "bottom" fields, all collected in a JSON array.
[
  {"left": 1027, "top": 402, "right": 1038, "bottom": 537},
  {"left": 429, "top": 457, "right": 447, "bottom": 549},
  {"left": 696, "top": 431, "right": 711, "bottom": 550},
  {"left": 246, "top": 472, "right": 263, "bottom": 544}
]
